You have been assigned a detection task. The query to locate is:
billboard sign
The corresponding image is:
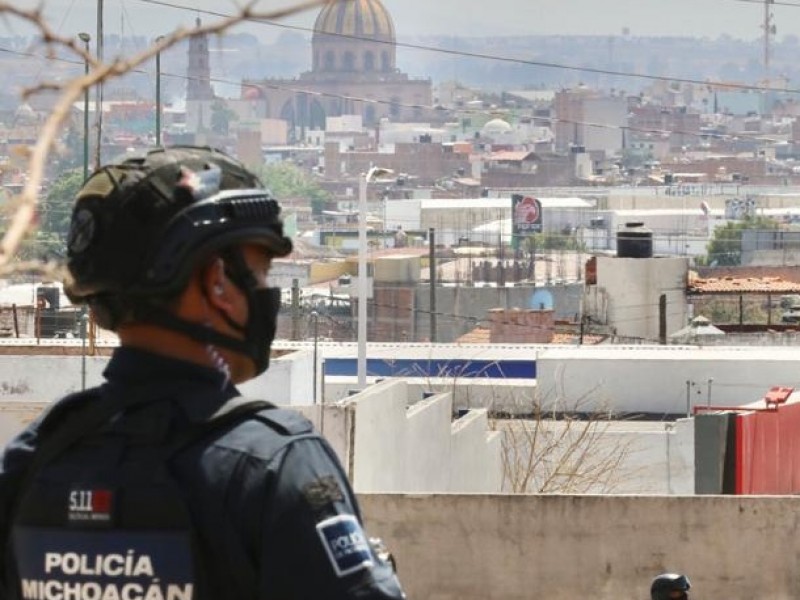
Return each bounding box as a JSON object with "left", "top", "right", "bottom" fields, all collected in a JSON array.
[{"left": 512, "top": 194, "right": 543, "bottom": 235}]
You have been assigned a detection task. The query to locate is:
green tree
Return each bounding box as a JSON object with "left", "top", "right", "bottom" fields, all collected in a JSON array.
[
  {"left": 253, "top": 162, "right": 330, "bottom": 215},
  {"left": 524, "top": 230, "right": 585, "bottom": 252},
  {"left": 15, "top": 169, "right": 83, "bottom": 261},
  {"left": 210, "top": 100, "right": 237, "bottom": 136},
  {"left": 41, "top": 169, "right": 83, "bottom": 237},
  {"left": 701, "top": 216, "right": 780, "bottom": 266}
]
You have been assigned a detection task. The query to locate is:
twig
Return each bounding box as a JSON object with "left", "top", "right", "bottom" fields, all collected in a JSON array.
[{"left": 0, "top": 0, "right": 334, "bottom": 269}]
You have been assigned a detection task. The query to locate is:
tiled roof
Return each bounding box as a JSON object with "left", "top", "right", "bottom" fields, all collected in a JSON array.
[
  {"left": 688, "top": 276, "right": 800, "bottom": 294},
  {"left": 455, "top": 326, "right": 490, "bottom": 344}
]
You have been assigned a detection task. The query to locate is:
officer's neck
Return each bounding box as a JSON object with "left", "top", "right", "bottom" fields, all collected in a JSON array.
[{"left": 118, "top": 322, "right": 217, "bottom": 371}]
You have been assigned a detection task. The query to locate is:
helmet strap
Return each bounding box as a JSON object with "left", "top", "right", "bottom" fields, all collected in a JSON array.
[{"left": 139, "top": 304, "right": 256, "bottom": 360}]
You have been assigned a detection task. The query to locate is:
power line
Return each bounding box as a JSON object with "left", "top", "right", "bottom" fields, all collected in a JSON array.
[{"left": 733, "top": 0, "right": 800, "bottom": 7}]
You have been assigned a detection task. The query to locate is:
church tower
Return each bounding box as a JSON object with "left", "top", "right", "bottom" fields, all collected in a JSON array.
[{"left": 186, "top": 18, "right": 214, "bottom": 100}]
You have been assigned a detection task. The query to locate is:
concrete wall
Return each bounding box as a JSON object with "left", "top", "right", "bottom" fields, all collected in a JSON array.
[
  {"left": 0, "top": 355, "right": 108, "bottom": 403},
  {"left": 535, "top": 346, "right": 800, "bottom": 415},
  {"left": 333, "top": 380, "right": 502, "bottom": 493},
  {"left": 0, "top": 401, "right": 49, "bottom": 446},
  {"left": 239, "top": 349, "right": 315, "bottom": 406},
  {"left": 323, "top": 377, "right": 538, "bottom": 412},
  {"left": 414, "top": 283, "right": 583, "bottom": 342},
  {"left": 360, "top": 493, "right": 800, "bottom": 600},
  {"left": 0, "top": 350, "right": 313, "bottom": 408}
]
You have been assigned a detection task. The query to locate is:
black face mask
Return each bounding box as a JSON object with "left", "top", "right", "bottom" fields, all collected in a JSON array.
[
  {"left": 237, "top": 286, "right": 280, "bottom": 376},
  {"left": 141, "top": 257, "right": 281, "bottom": 380}
]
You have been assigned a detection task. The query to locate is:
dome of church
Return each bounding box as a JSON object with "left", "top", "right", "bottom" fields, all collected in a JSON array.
[
  {"left": 313, "top": 0, "right": 395, "bottom": 43},
  {"left": 482, "top": 118, "right": 512, "bottom": 136}
]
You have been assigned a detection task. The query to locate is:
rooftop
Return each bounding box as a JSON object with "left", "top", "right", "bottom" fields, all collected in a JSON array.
[{"left": 688, "top": 276, "right": 800, "bottom": 294}]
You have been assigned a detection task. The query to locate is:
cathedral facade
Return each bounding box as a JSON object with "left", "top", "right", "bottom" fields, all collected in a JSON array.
[{"left": 243, "top": 0, "right": 432, "bottom": 138}]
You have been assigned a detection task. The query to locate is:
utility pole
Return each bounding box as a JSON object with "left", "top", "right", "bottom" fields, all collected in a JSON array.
[
  {"left": 763, "top": 0, "right": 776, "bottom": 92},
  {"left": 429, "top": 228, "right": 436, "bottom": 343},
  {"left": 155, "top": 36, "right": 165, "bottom": 146},
  {"left": 78, "top": 33, "right": 91, "bottom": 181},
  {"left": 291, "top": 278, "right": 300, "bottom": 341},
  {"left": 95, "top": 0, "right": 104, "bottom": 169}
]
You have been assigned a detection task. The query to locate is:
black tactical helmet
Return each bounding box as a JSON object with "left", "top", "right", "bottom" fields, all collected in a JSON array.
[
  {"left": 66, "top": 146, "right": 292, "bottom": 302},
  {"left": 650, "top": 573, "right": 691, "bottom": 600}
]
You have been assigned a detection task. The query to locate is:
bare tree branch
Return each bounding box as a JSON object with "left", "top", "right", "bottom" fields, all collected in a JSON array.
[{"left": 0, "top": 0, "right": 335, "bottom": 269}]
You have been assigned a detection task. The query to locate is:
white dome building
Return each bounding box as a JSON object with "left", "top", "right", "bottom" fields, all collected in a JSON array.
[{"left": 481, "top": 118, "right": 512, "bottom": 139}]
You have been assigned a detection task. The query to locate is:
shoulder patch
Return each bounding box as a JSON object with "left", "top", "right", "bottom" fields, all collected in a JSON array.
[
  {"left": 255, "top": 408, "right": 313, "bottom": 436},
  {"left": 303, "top": 475, "right": 345, "bottom": 512},
  {"left": 316, "top": 515, "right": 373, "bottom": 578}
]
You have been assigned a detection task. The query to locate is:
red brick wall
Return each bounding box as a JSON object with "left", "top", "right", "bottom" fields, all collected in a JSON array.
[{"left": 488, "top": 308, "right": 555, "bottom": 343}]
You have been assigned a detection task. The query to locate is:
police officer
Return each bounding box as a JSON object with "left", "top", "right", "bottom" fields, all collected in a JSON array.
[
  {"left": 651, "top": 573, "right": 691, "bottom": 600},
  {"left": 0, "top": 146, "right": 405, "bottom": 599}
]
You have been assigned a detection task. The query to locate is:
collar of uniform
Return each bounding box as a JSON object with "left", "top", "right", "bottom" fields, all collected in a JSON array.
[{"left": 103, "top": 346, "right": 240, "bottom": 423}]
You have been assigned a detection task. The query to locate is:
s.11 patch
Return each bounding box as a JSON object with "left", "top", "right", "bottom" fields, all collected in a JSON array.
[{"left": 68, "top": 488, "right": 114, "bottom": 526}]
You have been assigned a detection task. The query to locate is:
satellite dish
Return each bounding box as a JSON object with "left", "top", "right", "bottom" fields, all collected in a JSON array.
[
  {"left": 529, "top": 290, "right": 554, "bottom": 311},
  {"left": 700, "top": 201, "right": 710, "bottom": 216}
]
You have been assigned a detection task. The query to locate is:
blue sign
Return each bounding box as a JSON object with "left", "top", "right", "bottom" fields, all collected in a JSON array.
[{"left": 324, "top": 358, "right": 536, "bottom": 379}]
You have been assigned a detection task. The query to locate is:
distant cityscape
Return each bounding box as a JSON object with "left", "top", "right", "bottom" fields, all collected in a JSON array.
[
  {"left": 4, "top": 4, "right": 800, "bottom": 597},
  {"left": 3, "top": 0, "right": 800, "bottom": 349}
]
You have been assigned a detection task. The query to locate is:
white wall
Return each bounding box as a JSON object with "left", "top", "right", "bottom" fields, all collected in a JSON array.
[
  {"left": 592, "top": 256, "right": 688, "bottom": 340},
  {"left": 0, "top": 355, "right": 107, "bottom": 403},
  {"left": 384, "top": 199, "right": 422, "bottom": 231},
  {"left": 494, "top": 417, "right": 693, "bottom": 495},
  {"left": 536, "top": 345, "right": 800, "bottom": 415},
  {"left": 342, "top": 380, "right": 502, "bottom": 493},
  {"left": 239, "top": 349, "right": 314, "bottom": 405}
]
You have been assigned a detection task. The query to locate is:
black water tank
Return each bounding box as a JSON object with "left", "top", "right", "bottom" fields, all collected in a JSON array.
[{"left": 617, "top": 222, "right": 653, "bottom": 258}]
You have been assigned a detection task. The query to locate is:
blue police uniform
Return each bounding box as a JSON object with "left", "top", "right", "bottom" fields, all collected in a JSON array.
[{"left": 0, "top": 347, "right": 405, "bottom": 599}]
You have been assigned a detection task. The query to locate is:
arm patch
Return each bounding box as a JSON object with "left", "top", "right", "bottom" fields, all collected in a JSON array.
[{"left": 315, "top": 515, "right": 373, "bottom": 578}]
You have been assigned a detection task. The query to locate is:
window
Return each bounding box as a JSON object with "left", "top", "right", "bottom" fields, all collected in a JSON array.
[{"left": 364, "top": 51, "right": 375, "bottom": 71}]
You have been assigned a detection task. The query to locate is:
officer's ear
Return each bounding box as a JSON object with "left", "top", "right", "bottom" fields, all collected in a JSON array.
[{"left": 201, "top": 257, "right": 236, "bottom": 313}]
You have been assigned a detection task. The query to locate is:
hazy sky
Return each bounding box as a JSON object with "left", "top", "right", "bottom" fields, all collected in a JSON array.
[{"left": 10, "top": 0, "right": 798, "bottom": 43}]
